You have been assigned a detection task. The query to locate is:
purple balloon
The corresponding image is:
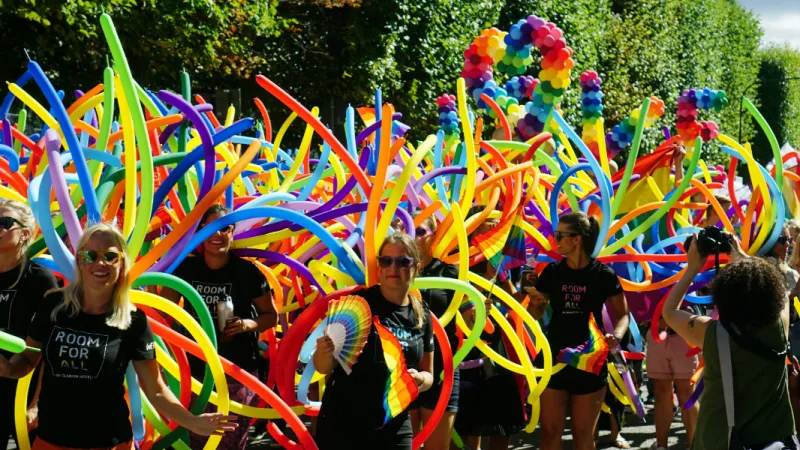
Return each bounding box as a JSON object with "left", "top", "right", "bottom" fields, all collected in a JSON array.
[{"left": 44, "top": 129, "right": 83, "bottom": 247}]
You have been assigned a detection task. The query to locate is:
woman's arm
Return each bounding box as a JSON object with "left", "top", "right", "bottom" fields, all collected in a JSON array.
[
  {"left": 0, "top": 338, "right": 43, "bottom": 379},
  {"left": 662, "top": 235, "right": 715, "bottom": 348},
  {"left": 410, "top": 351, "right": 434, "bottom": 393},
  {"left": 160, "top": 287, "right": 182, "bottom": 304},
  {"left": 605, "top": 293, "right": 630, "bottom": 347},
  {"left": 134, "top": 359, "right": 237, "bottom": 436}
]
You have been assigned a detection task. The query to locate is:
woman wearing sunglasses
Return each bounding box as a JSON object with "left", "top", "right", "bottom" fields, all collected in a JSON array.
[
  {"left": 0, "top": 223, "right": 236, "bottom": 449},
  {"left": 764, "top": 225, "right": 800, "bottom": 435},
  {"left": 0, "top": 200, "right": 59, "bottom": 446},
  {"left": 524, "top": 212, "right": 629, "bottom": 450},
  {"left": 401, "top": 214, "right": 461, "bottom": 450},
  {"left": 314, "top": 232, "right": 435, "bottom": 450},
  {"left": 161, "top": 204, "right": 277, "bottom": 450}
]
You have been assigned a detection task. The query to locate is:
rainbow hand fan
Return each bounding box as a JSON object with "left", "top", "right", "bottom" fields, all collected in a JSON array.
[
  {"left": 325, "top": 295, "right": 372, "bottom": 374},
  {"left": 556, "top": 313, "right": 609, "bottom": 375},
  {"left": 374, "top": 317, "right": 419, "bottom": 426}
]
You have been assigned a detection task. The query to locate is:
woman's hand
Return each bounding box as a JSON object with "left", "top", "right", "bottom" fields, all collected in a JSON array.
[
  {"left": 316, "top": 335, "right": 335, "bottom": 358},
  {"left": 604, "top": 333, "right": 621, "bottom": 349},
  {"left": 26, "top": 405, "right": 38, "bottom": 432},
  {"left": 728, "top": 234, "right": 748, "bottom": 262},
  {"left": 186, "top": 413, "right": 239, "bottom": 436},
  {"left": 223, "top": 317, "right": 255, "bottom": 337},
  {"left": 408, "top": 368, "right": 432, "bottom": 391},
  {"left": 685, "top": 234, "right": 707, "bottom": 274}
]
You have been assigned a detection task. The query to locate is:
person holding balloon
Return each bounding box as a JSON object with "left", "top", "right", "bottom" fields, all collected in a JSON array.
[
  {"left": 0, "top": 200, "right": 59, "bottom": 446},
  {"left": 0, "top": 223, "right": 237, "bottom": 449},
  {"left": 161, "top": 204, "right": 277, "bottom": 450},
  {"left": 396, "top": 213, "right": 461, "bottom": 450},
  {"left": 313, "top": 232, "right": 435, "bottom": 450},
  {"left": 525, "top": 211, "right": 629, "bottom": 450}
]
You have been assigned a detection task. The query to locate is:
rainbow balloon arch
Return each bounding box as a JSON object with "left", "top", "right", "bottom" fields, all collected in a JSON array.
[{"left": 0, "top": 11, "right": 796, "bottom": 450}]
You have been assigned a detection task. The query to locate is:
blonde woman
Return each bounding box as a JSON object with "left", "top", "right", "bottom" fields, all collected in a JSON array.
[
  {"left": 314, "top": 232, "right": 435, "bottom": 450},
  {"left": 0, "top": 200, "right": 58, "bottom": 446},
  {"left": 0, "top": 223, "right": 236, "bottom": 449}
]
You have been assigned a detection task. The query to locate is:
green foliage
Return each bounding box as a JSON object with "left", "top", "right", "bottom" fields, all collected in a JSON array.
[
  {"left": 752, "top": 44, "right": 800, "bottom": 166},
  {"left": 0, "top": 0, "right": 283, "bottom": 91},
  {"left": 0, "top": 0, "right": 769, "bottom": 165}
]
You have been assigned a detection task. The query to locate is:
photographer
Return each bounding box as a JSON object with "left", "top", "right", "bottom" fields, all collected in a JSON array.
[{"left": 663, "top": 231, "right": 798, "bottom": 449}]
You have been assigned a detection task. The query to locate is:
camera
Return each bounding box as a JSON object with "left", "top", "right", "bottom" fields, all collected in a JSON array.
[{"left": 684, "top": 226, "right": 733, "bottom": 257}]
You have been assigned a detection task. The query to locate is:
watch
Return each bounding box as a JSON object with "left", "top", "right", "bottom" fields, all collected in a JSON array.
[{"left": 613, "top": 333, "right": 623, "bottom": 342}]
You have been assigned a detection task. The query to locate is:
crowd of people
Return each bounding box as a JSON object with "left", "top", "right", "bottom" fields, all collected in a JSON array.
[{"left": 0, "top": 193, "right": 799, "bottom": 450}]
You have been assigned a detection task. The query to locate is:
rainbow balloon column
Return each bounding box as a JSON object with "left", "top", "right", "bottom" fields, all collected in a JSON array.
[
  {"left": 579, "top": 70, "right": 604, "bottom": 158},
  {"left": 676, "top": 88, "right": 728, "bottom": 142},
  {"left": 606, "top": 96, "right": 666, "bottom": 158}
]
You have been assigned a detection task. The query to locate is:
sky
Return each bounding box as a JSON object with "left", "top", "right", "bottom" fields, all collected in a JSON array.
[{"left": 737, "top": 0, "right": 800, "bottom": 50}]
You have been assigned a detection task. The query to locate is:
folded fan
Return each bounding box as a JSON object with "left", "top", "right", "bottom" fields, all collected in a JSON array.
[{"left": 325, "top": 295, "right": 372, "bottom": 374}]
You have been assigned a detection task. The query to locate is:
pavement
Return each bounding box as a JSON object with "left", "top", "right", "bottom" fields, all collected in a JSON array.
[{"left": 7, "top": 391, "right": 689, "bottom": 450}]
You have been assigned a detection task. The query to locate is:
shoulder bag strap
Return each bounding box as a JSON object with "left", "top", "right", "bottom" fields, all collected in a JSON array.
[{"left": 717, "top": 322, "right": 735, "bottom": 449}]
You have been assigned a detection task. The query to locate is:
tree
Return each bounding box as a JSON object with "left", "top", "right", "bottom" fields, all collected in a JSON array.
[
  {"left": 0, "top": 0, "right": 284, "bottom": 96},
  {"left": 752, "top": 44, "right": 800, "bottom": 165}
]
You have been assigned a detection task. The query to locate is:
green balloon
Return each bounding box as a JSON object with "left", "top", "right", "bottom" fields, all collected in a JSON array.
[{"left": 0, "top": 331, "right": 27, "bottom": 354}]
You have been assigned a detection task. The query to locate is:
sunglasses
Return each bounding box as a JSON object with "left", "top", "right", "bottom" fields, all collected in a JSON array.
[
  {"left": 79, "top": 250, "right": 122, "bottom": 265},
  {"left": 200, "top": 224, "right": 234, "bottom": 235},
  {"left": 778, "top": 236, "right": 791, "bottom": 245},
  {"left": 0, "top": 217, "right": 23, "bottom": 230},
  {"left": 554, "top": 231, "right": 579, "bottom": 241},
  {"left": 378, "top": 256, "right": 416, "bottom": 269},
  {"left": 415, "top": 226, "right": 432, "bottom": 238}
]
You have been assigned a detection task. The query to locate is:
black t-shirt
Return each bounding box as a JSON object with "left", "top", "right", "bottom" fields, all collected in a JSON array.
[
  {"left": 320, "top": 285, "right": 433, "bottom": 429},
  {"left": 172, "top": 256, "right": 269, "bottom": 373},
  {"left": 0, "top": 260, "right": 58, "bottom": 359},
  {"left": 534, "top": 259, "right": 622, "bottom": 354},
  {"left": 28, "top": 291, "right": 155, "bottom": 447},
  {"left": 420, "top": 259, "right": 459, "bottom": 377}
]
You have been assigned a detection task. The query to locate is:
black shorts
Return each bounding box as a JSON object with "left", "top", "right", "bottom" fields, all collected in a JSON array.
[
  {"left": 411, "top": 368, "right": 460, "bottom": 413},
  {"left": 547, "top": 364, "right": 607, "bottom": 395}
]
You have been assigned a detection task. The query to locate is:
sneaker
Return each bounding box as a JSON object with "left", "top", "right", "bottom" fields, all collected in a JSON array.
[{"left": 650, "top": 444, "right": 669, "bottom": 450}]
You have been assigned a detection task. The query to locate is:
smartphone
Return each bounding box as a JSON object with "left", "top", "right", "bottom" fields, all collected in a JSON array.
[{"left": 520, "top": 268, "right": 537, "bottom": 291}]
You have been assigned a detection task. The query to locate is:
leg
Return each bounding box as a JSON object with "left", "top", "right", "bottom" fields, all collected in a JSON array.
[
  {"left": 420, "top": 408, "right": 456, "bottom": 450},
  {"left": 570, "top": 386, "right": 607, "bottom": 450},
  {"left": 465, "top": 435, "right": 481, "bottom": 450},
  {"left": 540, "top": 388, "right": 570, "bottom": 450},
  {"left": 410, "top": 409, "right": 422, "bottom": 437},
  {"left": 674, "top": 379, "right": 699, "bottom": 447},
  {"left": 653, "top": 379, "right": 675, "bottom": 448},
  {"left": 486, "top": 435, "right": 511, "bottom": 450}
]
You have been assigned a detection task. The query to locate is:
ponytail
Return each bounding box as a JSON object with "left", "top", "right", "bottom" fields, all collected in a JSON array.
[
  {"left": 586, "top": 216, "right": 600, "bottom": 255},
  {"left": 560, "top": 212, "right": 600, "bottom": 256},
  {"left": 409, "top": 293, "right": 426, "bottom": 329}
]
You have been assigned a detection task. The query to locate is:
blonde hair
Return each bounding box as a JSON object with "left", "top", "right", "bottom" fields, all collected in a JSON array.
[
  {"left": 791, "top": 234, "right": 800, "bottom": 272},
  {"left": 379, "top": 232, "right": 425, "bottom": 329},
  {"left": 0, "top": 199, "right": 35, "bottom": 289},
  {"left": 50, "top": 223, "right": 135, "bottom": 329}
]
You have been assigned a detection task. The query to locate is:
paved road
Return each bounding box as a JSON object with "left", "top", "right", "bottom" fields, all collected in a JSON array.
[
  {"left": 7, "top": 395, "right": 689, "bottom": 450},
  {"left": 244, "top": 397, "right": 689, "bottom": 450}
]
